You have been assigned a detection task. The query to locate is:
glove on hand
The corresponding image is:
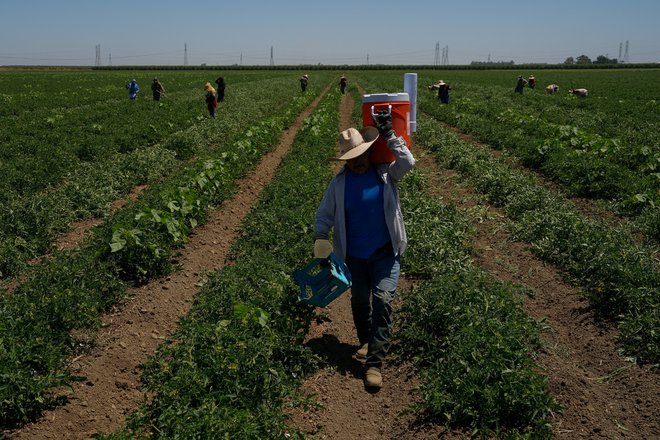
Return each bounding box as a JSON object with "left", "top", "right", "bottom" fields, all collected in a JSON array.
[
  {"left": 374, "top": 110, "right": 395, "bottom": 139},
  {"left": 313, "top": 239, "right": 333, "bottom": 259}
]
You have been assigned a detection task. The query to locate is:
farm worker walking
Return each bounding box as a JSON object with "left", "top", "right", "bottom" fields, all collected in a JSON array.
[
  {"left": 214, "top": 76, "right": 226, "bottom": 102},
  {"left": 437, "top": 80, "right": 451, "bottom": 104},
  {"left": 569, "top": 88, "right": 589, "bottom": 98},
  {"left": 204, "top": 82, "right": 218, "bottom": 118},
  {"left": 313, "top": 111, "right": 415, "bottom": 389},
  {"left": 339, "top": 75, "right": 348, "bottom": 94},
  {"left": 300, "top": 74, "right": 309, "bottom": 92},
  {"left": 546, "top": 84, "right": 559, "bottom": 94},
  {"left": 528, "top": 75, "right": 537, "bottom": 89},
  {"left": 151, "top": 78, "right": 165, "bottom": 101},
  {"left": 126, "top": 79, "right": 140, "bottom": 100},
  {"left": 514, "top": 75, "right": 527, "bottom": 94}
]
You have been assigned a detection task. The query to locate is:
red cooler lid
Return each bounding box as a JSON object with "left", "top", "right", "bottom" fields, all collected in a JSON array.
[{"left": 362, "top": 93, "right": 409, "bottom": 103}]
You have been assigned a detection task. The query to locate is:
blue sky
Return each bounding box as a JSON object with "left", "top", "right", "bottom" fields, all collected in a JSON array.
[{"left": 1, "top": 0, "right": 659, "bottom": 66}]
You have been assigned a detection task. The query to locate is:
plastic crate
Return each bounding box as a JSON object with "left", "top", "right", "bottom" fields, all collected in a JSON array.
[{"left": 293, "top": 253, "right": 352, "bottom": 307}]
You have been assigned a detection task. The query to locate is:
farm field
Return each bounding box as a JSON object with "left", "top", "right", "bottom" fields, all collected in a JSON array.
[{"left": 1, "top": 68, "right": 658, "bottom": 439}]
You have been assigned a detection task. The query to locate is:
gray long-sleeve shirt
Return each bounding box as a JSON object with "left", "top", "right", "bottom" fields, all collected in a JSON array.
[{"left": 314, "top": 135, "right": 415, "bottom": 262}]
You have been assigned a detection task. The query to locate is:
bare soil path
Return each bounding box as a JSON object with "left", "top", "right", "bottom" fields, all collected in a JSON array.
[{"left": 5, "top": 90, "right": 328, "bottom": 440}]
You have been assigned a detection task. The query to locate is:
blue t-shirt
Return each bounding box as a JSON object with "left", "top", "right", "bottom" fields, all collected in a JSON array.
[{"left": 344, "top": 166, "right": 391, "bottom": 259}]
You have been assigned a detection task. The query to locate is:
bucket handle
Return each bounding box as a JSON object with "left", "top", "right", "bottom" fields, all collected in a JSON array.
[{"left": 370, "top": 104, "right": 392, "bottom": 122}]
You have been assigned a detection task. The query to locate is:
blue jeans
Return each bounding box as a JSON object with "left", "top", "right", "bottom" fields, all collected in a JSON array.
[{"left": 346, "top": 245, "right": 400, "bottom": 369}]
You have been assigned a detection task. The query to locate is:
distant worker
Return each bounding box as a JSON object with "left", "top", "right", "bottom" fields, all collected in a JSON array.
[
  {"left": 546, "top": 84, "right": 559, "bottom": 94},
  {"left": 428, "top": 80, "right": 442, "bottom": 91},
  {"left": 528, "top": 75, "right": 536, "bottom": 89},
  {"left": 437, "top": 80, "right": 451, "bottom": 104},
  {"left": 569, "top": 88, "right": 588, "bottom": 98},
  {"left": 514, "top": 75, "right": 527, "bottom": 94},
  {"left": 339, "top": 75, "right": 348, "bottom": 94},
  {"left": 300, "top": 74, "right": 309, "bottom": 92},
  {"left": 126, "top": 79, "right": 140, "bottom": 100},
  {"left": 215, "top": 76, "right": 226, "bottom": 102},
  {"left": 204, "top": 82, "right": 218, "bottom": 118},
  {"left": 151, "top": 78, "right": 165, "bottom": 101}
]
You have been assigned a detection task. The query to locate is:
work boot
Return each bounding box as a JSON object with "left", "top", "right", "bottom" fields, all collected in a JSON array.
[
  {"left": 364, "top": 367, "right": 382, "bottom": 388},
  {"left": 355, "top": 343, "right": 368, "bottom": 360}
]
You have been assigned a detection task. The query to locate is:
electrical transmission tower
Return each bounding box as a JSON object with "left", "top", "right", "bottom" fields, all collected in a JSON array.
[
  {"left": 619, "top": 42, "right": 623, "bottom": 62},
  {"left": 441, "top": 45, "right": 449, "bottom": 65},
  {"left": 108, "top": 53, "right": 112, "bottom": 66},
  {"left": 270, "top": 46, "right": 274, "bottom": 66},
  {"left": 434, "top": 42, "right": 440, "bottom": 66},
  {"left": 367, "top": 53, "right": 370, "bottom": 65},
  {"left": 95, "top": 44, "right": 101, "bottom": 66},
  {"left": 240, "top": 53, "right": 243, "bottom": 66},
  {"left": 624, "top": 40, "right": 630, "bottom": 63},
  {"left": 184, "top": 43, "right": 188, "bottom": 66}
]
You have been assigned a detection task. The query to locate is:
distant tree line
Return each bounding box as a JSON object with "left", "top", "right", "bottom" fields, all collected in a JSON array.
[{"left": 564, "top": 54, "right": 620, "bottom": 65}]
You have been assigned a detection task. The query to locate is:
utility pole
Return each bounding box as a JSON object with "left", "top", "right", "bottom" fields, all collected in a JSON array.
[
  {"left": 240, "top": 53, "right": 243, "bottom": 66},
  {"left": 184, "top": 43, "right": 188, "bottom": 66},
  {"left": 619, "top": 42, "right": 623, "bottom": 62},
  {"left": 270, "top": 46, "right": 274, "bottom": 66},
  {"left": 108, "top": 53, "right": 112, "bottom": 66},
  {"left": 367, "top": 53, "right": 369, "bottom": 65}
]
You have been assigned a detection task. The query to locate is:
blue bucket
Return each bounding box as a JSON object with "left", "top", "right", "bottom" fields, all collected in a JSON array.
[{"left": 293, "top": 253, "right": 352, "bottom": 307}]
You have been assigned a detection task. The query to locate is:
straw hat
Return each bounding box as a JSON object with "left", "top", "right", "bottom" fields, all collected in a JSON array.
[{"left": 336, "top": 127, "right": 379, "bottom": 160}]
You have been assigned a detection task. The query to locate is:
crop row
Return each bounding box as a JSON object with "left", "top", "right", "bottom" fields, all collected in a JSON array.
[
  {"left": 0, "top": 72, "right": 322, "bottom": 279},
  {"left": 0, "top": 79, "right": 320, "bottom": 427},
  {"left": 413, "top": 114, "right": 659, "bottom": 365},
  {"left": 413, "top": 78, "right": 659, "bottom": 242}
]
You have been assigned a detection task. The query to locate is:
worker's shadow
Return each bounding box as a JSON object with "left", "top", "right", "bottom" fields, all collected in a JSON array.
[{"left": 305, "top": 334, "right": 365, "bottom": 379}]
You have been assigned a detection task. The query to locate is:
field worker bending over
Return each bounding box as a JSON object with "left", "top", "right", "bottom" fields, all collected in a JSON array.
[
  {"left": 126, "top": 79, "right": 140, "bottom": 100},
  {"left": 546, "top": 84, "right": 559, "bottom": 94},
  {"left": 569, "top": 88, "right": 588, "bottom": 98},
  {"left": 151, "top": 78, "right": 165, "bottom": 101},
  {"left": 314, "top": 111, "right": 415, "bottom": 389},
  {"left": 437, "top": 80, "right": 451, "bottom": 104},
  {"left": 300, "top": 74, "right": 309, "bottom": 92},
  {"left": 204, "top": 82, "right": 217, "bottom": 118},
  {"left": 528, "top": 75, "right": 537, "bottom": 89},
  {"left": 514, "top": 75, "right": 527, "bottom": 94}
]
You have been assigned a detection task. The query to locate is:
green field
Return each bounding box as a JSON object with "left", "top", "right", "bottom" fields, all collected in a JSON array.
[{"left": 0, "top": 68, "right": 657, "bottom": 438}]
